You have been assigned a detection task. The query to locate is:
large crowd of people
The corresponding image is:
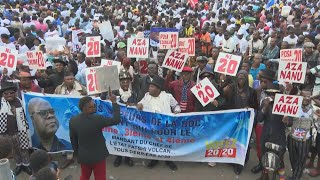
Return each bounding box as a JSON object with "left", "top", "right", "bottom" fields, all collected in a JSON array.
[{"left": 1, "top": 0, "right": 320, "bottom": 179}]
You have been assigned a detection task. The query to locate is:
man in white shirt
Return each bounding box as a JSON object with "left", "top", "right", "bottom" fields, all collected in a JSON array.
[
  {"left": 137, "top": 75, "right": 180, "bottom": 171},
  {"left": 213, "top": 27, "right": 224, "bottom": 48},
  {"left": 283, "top": 27, "right": 298, "bottom": 48},
  {"left": 221, "top": 31, "right": 237, "bottom": 53},
  {"left": 237, "top": 31, "right": 249, "bottom": 55},
  {"left": 0, "top": 34, "right": 16, "bottom": 50},
  {"left": 17, "top": 37, "right": 30, "bottom": 54}
]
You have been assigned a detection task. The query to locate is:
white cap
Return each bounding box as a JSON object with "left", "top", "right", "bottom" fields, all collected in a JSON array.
[{"left": 237, "top": 31, "right": 244, "bottom": 35}]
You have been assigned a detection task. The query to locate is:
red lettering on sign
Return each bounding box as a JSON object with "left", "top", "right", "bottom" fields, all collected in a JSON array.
[
  {"left": 217, "top": 58, "right": 238, "bottom": 74},
  {"left": 87, "top": 41, "right": 100, "bottom": 56},
  {"left": 0, "top": 52, "right": 15, "bottom": 68},
  {"left": 197, "top": 85, "right": 215, "bottom": 104}
]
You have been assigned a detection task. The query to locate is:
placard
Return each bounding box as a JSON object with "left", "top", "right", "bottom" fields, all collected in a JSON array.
[
  {"left": 139, "top": 60, "right": 148, "bottom": 74},
  {"left": 127, "top": 38, "right": 149, "bottom": 58},
  {"left": 214, "top": 52, "right": 242, "bottom": 76},
  {"left": 95, "top": 66, "right": 120, "bottom": 93},
  {"left": 101, "top": 59, "right": 121, "bottom": 72},
  {"left": 272, "top": 94, "right": 303, "bottom": 118},
  {"left": 26, "top": 51, "right": 46, "bottom": 70},
  {"left": 280, "top": 49, "right": 302, "bottom": 62},
  {"left": 0, "top": 47, "right": 18, "bottom": 73},
  {"left": 71, "top": 29, "right": 82, "bottom": 52},
  {"left": 159, "top": 32, "right": 179, "bottom": 49},
  {"left": 191, "top": 77, "right": 220, "bottom": 107},
  {"left": 85, "top": 36, "right": 101, "bottom": 57},
  {"left": 277, "top": 61, "right": 307, "bottom": 84},
  {"left": 178, "top": 38, "right": 195, "bottom": 56},
  {"left": 85, "top": 67, "right": 99, "bottom": 95},
  {"left": 162, "top": 50, "right": 189, "bottom": 72}
]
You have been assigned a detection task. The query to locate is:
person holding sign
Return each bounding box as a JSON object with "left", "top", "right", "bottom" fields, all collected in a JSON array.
[
  {"left": 112, "top": 70, "right": 136, "bottom": 167},
  {"left": 195, "top": 68, "right": 226, "bottom": 112},
  {"left": 166, "top": 66, "right": 196, "bottom": 113},
  {"left": 286, "top": 89, "right": 314, "bottom": 180},
  {"left": 137, "top": 76, "right": 180, "bottom": 171},
  {"left": 257, "top": 84, "right": 287, "bottom": 180}
]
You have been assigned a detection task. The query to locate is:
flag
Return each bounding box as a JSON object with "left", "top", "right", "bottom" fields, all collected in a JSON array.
[
  {"left": 266, "top": 0, "right": 276, "bottom": 9},
  {"left": 188, "top": 0, "right": 198, "bottom": 8}
]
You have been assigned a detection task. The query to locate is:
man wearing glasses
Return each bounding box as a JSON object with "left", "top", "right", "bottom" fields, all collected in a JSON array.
[{"left": 27, "top": 97, "right": 72, "bottom": 152}]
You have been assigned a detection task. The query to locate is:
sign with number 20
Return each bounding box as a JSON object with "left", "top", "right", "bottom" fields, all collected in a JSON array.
[
  {"left": 86, "top": 36, "right": 101, "bottom": 57},
  {"left": 214, "top": 52, "right": 242, "bottom": 77},
  {"left": 191, "top": 77, "right": 220, "bottom": 107}
]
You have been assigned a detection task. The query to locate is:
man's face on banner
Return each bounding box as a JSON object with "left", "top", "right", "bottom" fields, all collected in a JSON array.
[{"left": 31, "top": 100, "right": 59, "bottom": 138}]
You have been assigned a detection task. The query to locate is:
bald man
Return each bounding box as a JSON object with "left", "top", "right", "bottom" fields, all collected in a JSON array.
[{"left": 28, "top": 98, "right": 72, "bottom": 152}]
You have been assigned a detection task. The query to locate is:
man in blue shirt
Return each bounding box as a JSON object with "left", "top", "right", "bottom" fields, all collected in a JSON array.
[{"left": 250, "top": 53, "right": 266, "bottom": 80}]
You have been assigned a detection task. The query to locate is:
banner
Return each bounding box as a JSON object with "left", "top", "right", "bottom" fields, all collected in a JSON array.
[
  {"left": 191, "top": 78, "right": 220, "bottom": 107},
  {"left": 22, "top": 93, "right": 254, "bottom": 165},
  {"left": 178, "top": 38, "right": 195, "bottom": 56},
  {"left": 214, "top": 52, "right": 241, "bottom": 76},
  {"left": 0, "top": 47, "right": 18, "bottom": 73},
  {"left": 159, "top": 32, "right": 179, "bottom": 49},
  {"left": 272, "top": 94, "right": 302, "bottom": 118},
  {"left": 280, "top": 49, "right": 302, "bottom": 62},
  {"left": 85, "top": 36, "right": 101, "bottom": 57},
  {"left": 277, "top": 61, "right": 307, "bottom": 84},
  {"left": 150, "top": 28, "right": 179, "bottom": 47},
  {"left": 26, "top": 51, "right": 46, "bottom": 70},
  {"left": 127, "top": 38, "right": 149, "bottom": 58},
  {"left": 162, "top": 50, "right": 189, "bottom": 72}
]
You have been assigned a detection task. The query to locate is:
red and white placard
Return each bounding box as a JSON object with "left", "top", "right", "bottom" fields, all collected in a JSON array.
[
  {"left": 159, "top": 32, "right": 179, "bottom": 49},
  {"left": 0, "top": 47, "right": 18, "bottom": 73},
  {"left": 280, "top": 49, "right": 302, "bottom": 62},
  {"left": 277, "top": 61, "right": 307, "bottom": 84},
  {"left": 272, "top": 94, "right": 302, "bottom": 118},
  {"left": 26, "top": 51, "right": 46, "bottom": 70},
  {"left": 214, "top": 52, "right": 241, "bottom": 76},
  {"left": 85, "top": 36, "right": 101, "bottom": 57},
  {"left": 101, "top": 59, "right": 121, "bottom": 72},
  {"left": 139, "top": 60, "right": 148, "bottom": 75},
  {"left": 162, "top": 50, "right": 189, "bottom": 72},
  {"left": 191, "top": 77, "right": 220, "bottom": 107},
  {"left": 127, "top": 38, "right": 149, "bottom": 58},
  {"left": 178, "top": 38, "right": 195, "bottom": 56},
  {"left": 85, "top": 67, "right": 100, "bottom": 95}
]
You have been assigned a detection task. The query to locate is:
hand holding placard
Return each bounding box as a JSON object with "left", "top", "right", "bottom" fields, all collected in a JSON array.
[{"left": 191, "top": 77, "right": 220, "bottom": 107}]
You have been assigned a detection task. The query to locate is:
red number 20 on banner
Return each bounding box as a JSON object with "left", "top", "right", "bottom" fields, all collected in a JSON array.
[
  {"left": 86, "top": 36, "right": 101, "bottom": 57},
  {"left": 0, "top": 52, "right": 17, "bottom": 72},
  {"left": 214, "top": 52, "right": 242, "bottom": 77},
  {"left": 191, "top": 77, "right": 220, "bottom": 107}
]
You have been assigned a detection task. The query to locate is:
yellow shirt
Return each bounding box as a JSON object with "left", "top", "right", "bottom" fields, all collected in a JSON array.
[
  {"left": 185, "top": 26, "right": 193, "bottom": 37},
  {"left": 248, "top": 74, "right": 254, "bottom": 88}
]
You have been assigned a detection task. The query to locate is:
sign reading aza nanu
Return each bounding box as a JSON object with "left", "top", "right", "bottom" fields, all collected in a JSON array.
[{"left": 22, "top": 93, "right": 254, "bottom": 165}]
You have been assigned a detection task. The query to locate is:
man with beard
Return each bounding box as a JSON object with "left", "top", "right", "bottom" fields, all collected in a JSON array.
[{"left": 137, "top": 76, "right": 180, "bottom": 171}]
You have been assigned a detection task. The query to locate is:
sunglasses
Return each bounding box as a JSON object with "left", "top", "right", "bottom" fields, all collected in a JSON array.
[{"left": 32, "top": 108, "right": 55, "bottom": 118}]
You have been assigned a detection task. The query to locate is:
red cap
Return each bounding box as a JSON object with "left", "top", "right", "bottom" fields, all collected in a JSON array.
[
  {"left": 182, "top": 66, "right": 193, "bottom": 72},
  {"left": 264, "top": 26, "right": 270, "bottom": 31}
]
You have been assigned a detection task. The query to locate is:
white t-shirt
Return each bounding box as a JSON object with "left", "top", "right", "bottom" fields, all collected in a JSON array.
[{"left": 283, "top": 35, "right": 298, "bottom": 47}]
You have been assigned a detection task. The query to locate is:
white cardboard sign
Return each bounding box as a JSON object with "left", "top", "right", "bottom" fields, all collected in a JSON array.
[
  {"left": 162, "top": 50, "right": 189, "bottom": 72},
  {"left": 280, "top": 49, "right": 302, "bottom": 62},
  {"left": 272, "top": 94, "right": 303, "bottom": 118},
  {"left": 26, "top": 51, "right": 46, "bottom": 70},
  {"left": 277, "top": 61, "right": 307, "bottom": 84},
  {"left": 178, "top": 38, "right": 195, "bottom": 56},
  {"left": 214, "top": 52, "right": 242, "bottom": 76},
  {"left": 191, "top": 77, "right": 220, "bottom": 107},
  {"left": 85, "top": 36, "right": 101, "bottom": 57},
  {"left": 159, "top": 32, "right": 179, "bottom": 49},
  {"left": 127, "top": 38, "right": 149, "bottom": 58}
]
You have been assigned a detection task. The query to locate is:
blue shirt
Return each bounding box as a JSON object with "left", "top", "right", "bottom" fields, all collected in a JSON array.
[{"left": 250, "top": 63, "right": 266, "bottom": 80}]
